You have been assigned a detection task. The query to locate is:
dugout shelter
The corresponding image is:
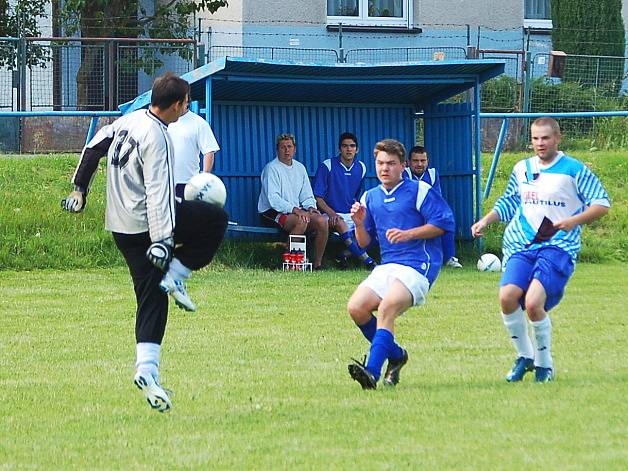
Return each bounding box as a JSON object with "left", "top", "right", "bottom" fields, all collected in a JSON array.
[{"left": 121, "top": 57, "right": 505, "bottom": 240}]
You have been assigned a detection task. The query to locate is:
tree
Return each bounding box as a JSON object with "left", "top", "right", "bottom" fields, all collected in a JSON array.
[
  {"left": 551, "top": 0, "right": 625, "bottom": 92},
  {"left": 58, "top": 0, "right": 228, "bottom": 108},
  {"left": 0, "top": 0, "right": 49, "bottom": 68}
]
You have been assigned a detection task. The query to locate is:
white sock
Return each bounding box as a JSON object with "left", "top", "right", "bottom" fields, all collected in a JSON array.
[
  {"left": 502, "top": 306, "right": 534, "bottom": 359},
  {"left": 531, "top": 316, "right": 553, "bottom": 369},
  {"left": 167, "top": 257, "right": 192, "bottom": 281},
  {"left": 136, "top": 342, "right": 161, "bottom": 378}
]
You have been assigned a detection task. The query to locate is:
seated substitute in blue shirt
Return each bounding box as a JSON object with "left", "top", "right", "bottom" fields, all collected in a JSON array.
[
  {"left": 346, "top": 139, "right": 455, "bottom": 390},
  {"left": 403, "top": 145, "right": 462, "bottom": 268},
  {"left": 312, "top": 132, "right": 375, "bottom": 269}
]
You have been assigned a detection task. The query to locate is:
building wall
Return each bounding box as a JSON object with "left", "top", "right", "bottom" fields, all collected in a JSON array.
[{"left": 417, "top": 0, "right": 523, "bottom": 29}]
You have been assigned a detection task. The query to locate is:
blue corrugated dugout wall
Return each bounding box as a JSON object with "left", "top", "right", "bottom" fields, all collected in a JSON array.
[
  {"left": 211, "top": 101, "right": 415, "bottom": 226},
  {"left": 424, "top": 102, "right": 474, "bottom": 240}
]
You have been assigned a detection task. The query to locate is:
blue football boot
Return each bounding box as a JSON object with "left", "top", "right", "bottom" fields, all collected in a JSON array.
[
  {"left": 505, "top": 357, "right": 534, "bottom": 382},
  {"left": 534, "top": 366, "right": 554, "bottom": 383}
]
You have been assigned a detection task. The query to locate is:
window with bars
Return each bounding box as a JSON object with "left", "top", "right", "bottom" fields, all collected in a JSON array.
[{"left": 327, "top": 0, "right": 410, "bottom": 27}]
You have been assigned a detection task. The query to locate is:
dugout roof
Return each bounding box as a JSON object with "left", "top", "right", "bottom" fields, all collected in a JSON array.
[{"left": 120, "top": 57, "right": 505, "bottom": 111}]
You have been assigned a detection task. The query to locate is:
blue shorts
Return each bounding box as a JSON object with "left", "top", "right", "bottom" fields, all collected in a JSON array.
[{"left": 500, "top": 247, "right": 574, "bottom": 312}]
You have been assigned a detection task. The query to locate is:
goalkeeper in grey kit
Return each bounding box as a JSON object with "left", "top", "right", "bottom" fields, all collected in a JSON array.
[{"left": 62, "top": 72, "right": 227, "bottom": 412}]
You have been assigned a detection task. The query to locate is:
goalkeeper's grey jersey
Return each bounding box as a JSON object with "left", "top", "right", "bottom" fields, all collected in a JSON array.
[{"left": 72, "top": 109, "right": 176, "bottom": 242}]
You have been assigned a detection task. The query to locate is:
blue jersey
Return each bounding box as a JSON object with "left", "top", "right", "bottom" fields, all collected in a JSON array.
[
  {"left": 403, "top": 167, "right": 441, "bottom": 193},
  {"left": 361, "top": 179, "right": 455, "bottom": 285},
  {"left": 494, "top": 152, "right": 610, "bottom": 264},
  {"left": 313, "top": 157, "right": 367, "bottom": 213}
]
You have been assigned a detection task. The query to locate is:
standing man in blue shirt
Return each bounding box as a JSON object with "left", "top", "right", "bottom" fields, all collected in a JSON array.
[
  {"left": 404, "top": 145, "right": 462, "bottom": 268},
  {"left": 471, "top": 117, "right": 610, "bottom": 383},
  {"left": 347, "top": 139, "right": 455, "bottom": 389},
  {"left": 313, "top": 132, "right": 376, "bottom": 269}
]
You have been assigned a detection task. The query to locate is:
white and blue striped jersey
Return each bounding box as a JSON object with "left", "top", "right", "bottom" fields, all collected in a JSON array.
[
  {"left": 361, "top": 179, "right": 455, "bottom": 285},
  {"left": 494, "top": 152, "right": 610, "bottom": 263}
]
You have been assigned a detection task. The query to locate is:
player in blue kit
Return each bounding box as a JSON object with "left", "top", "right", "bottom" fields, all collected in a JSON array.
[
  {"left": 313, "top": 132, "right": 376, "bottom": 269},
  {"left": 404, "top": 145, "right": 463, "bottom": 268},
  {"left": 346, "top": 139, "right": 455, "bottom": 389},
  {"left": 471, "top": 117, "right": 610, "bottom": 383}
]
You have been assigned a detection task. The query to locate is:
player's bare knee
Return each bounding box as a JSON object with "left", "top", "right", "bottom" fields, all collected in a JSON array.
[
  {"left": 347, "top": 300, "right": 370, "bottom": 324},
  {"left": 499, "top": 286, "right": 521, "bottom": 313},
  {"left": 525, "top": 300, "right": 545, "bottom": 320},
  {"left": 377, "top": 303, "right": 400, "bottom": 323}
]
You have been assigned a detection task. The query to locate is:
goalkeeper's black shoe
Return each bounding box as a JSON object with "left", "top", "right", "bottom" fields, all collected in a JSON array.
[
  {"left": 348, "top": 356, "right": 377, "bottom": 390},
  {"left": 383, "top": 349, "right": 408, "bottom": 386}
]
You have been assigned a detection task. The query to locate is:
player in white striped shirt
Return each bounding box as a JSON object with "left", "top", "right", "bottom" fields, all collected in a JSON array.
[{"left": 471, "top": 117, "right": 610, "bottom": 383}]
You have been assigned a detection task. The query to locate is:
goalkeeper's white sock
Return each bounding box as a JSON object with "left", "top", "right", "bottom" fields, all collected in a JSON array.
[
  {"left": 136, "top": 342, "right": 160, "bottom": 379},
  {"left": 167, "top": 257, "right": 192, "bottom": 281},
  {"left": 531, "top": 316, "right": 553, "bottom": 369},
  {"left": 502, "top": 306, "right": 534, "bottom": 359}
]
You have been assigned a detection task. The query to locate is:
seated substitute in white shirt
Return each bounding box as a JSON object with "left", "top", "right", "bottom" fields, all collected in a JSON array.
[{"left": 168, "top": 109, "right": 220, "bottom": 198}]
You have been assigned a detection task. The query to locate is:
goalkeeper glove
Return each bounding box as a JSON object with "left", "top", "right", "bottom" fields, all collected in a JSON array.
[
  {"left": 146, "top": 238, "right": 174, "bottom": 271},
  {"left": 62, "top": 187, "right": 87, "bottom": 212}
]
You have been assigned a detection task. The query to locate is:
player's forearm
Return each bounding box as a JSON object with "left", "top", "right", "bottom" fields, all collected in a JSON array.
[
  {"left": 353, "top": 225, "right": 371, "bottom": 248},
  {"left": 72, "top": 147, "right": 105, "bottom": 192},
  {"left": 202, "top": 152, "right": 215, "bottom": 173},
  {"left": 481, "top": 210, "right": 501, "bottom": 226},
  {"left": 315, "top": 197, "right": 335, "bottom": 216},
  {"left": 571, "top": 204, "right": 609, "bottom": 226},
  {"left": 406, "top": 224, "right": 445, "bottom": 240}
]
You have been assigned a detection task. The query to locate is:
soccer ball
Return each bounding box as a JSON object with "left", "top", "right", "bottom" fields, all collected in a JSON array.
[
  {"left": 477, "top": 253, "right": 502, "bottom": 272},
  {"left": 184, "top": 173, "right": 227, "bottom": 208}
]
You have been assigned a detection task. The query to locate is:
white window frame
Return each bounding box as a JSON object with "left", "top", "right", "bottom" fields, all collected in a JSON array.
[{"left": 327, "top": 0, "right": 412, "bottom": 28}]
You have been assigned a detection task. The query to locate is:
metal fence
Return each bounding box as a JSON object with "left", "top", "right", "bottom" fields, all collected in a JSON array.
[
  {"left": 344, "top": 46, "right": 467, "bottom": 63},
  {"left": 1, "top": 35, "right": 627, "bottom": 149},
  {"left": 208, "top": 46, "right": 339, "bottom": 64},
  {"left": 1, "top": 37, "right": 195, "bottom": 111}
]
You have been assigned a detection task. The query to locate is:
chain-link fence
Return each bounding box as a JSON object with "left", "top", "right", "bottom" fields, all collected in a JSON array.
[
  {"left": 1, "top": 32, "right": 627, "bottom": 149},
  {"left": 208, "top": 46, "right": 339, "bottom": 63},
  {"left": 0, "top": 39, "right": 17, "bottom": 110},
  {"left": 0, "top": 38, "right": 195, "bottom": 111},
  {"left": 344, "top": 46, "right": 466, "bottom": 63}
]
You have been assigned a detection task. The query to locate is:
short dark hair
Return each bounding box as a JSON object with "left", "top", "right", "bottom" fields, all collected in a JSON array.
[
  {"left": 338, "top": 132, "right": 358, "bottom": 149},
  {"left": 373, "top": 139, "right": 406, "bottom": 163},
  {"left": 151, "top": 72, "right": 190, "bottom": 110},
  {"left": 532, "top": 117, "right": 561, "bottom": 136},
  {"left": 409, "top": 145, "right": 427, "bottom": 156}
]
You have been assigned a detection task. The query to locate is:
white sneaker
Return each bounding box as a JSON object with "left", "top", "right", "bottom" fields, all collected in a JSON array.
[
  {"left": 133, "top": 370, "right": 173, "bottom": 412},
  {"left": 159, "top": 272, "right": 196, "bottom": 312},
  {"left": 446, "top": 257, "right": 463, "bottom": 268}
]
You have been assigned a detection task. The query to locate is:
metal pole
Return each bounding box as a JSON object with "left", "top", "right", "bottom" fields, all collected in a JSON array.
[
  {"left": 338, "top": 23, "right": 345, "bottom": 63},
  {"left": 206, "top": 27, "right": 212, "bottom": 64},
  {"left": 466, "top": 24, "right": 470, "bottom": 47},
  {"left": 483, "top": 118, "right": 509, "bottom": 201},
  {"left": 205, "top": 78, "right": 212, "bottom": 123},
  {"left": 474, "top": 78, "right": 483, "bottom": 252},
  {"left": 18, "top": 38, "right": 26, "bottom": 111},
  {"left": 85, "top": 117, "right": 100, "bottom": 145},
  {"left": 107, "top": 41, "right": 116, "bottom": 111}
]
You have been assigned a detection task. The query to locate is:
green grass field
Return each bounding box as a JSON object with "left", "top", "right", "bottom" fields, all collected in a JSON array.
[
  {"left": 1, "top": 265, "right": 627, "bottom": 469},
  {"left": 1, "top": 150, "right": 627, "bottom": 468}
]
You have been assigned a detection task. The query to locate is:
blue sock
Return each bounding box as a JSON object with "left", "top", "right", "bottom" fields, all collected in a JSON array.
[
  {"left": 357, "top": 315, "right": 377, "bottom": 342},
  {"left": 341, "top": 231, "right": 375, "bottom": 266},
  {"left": 366, "top": 329, "right": 402, "bottom": 380}
]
